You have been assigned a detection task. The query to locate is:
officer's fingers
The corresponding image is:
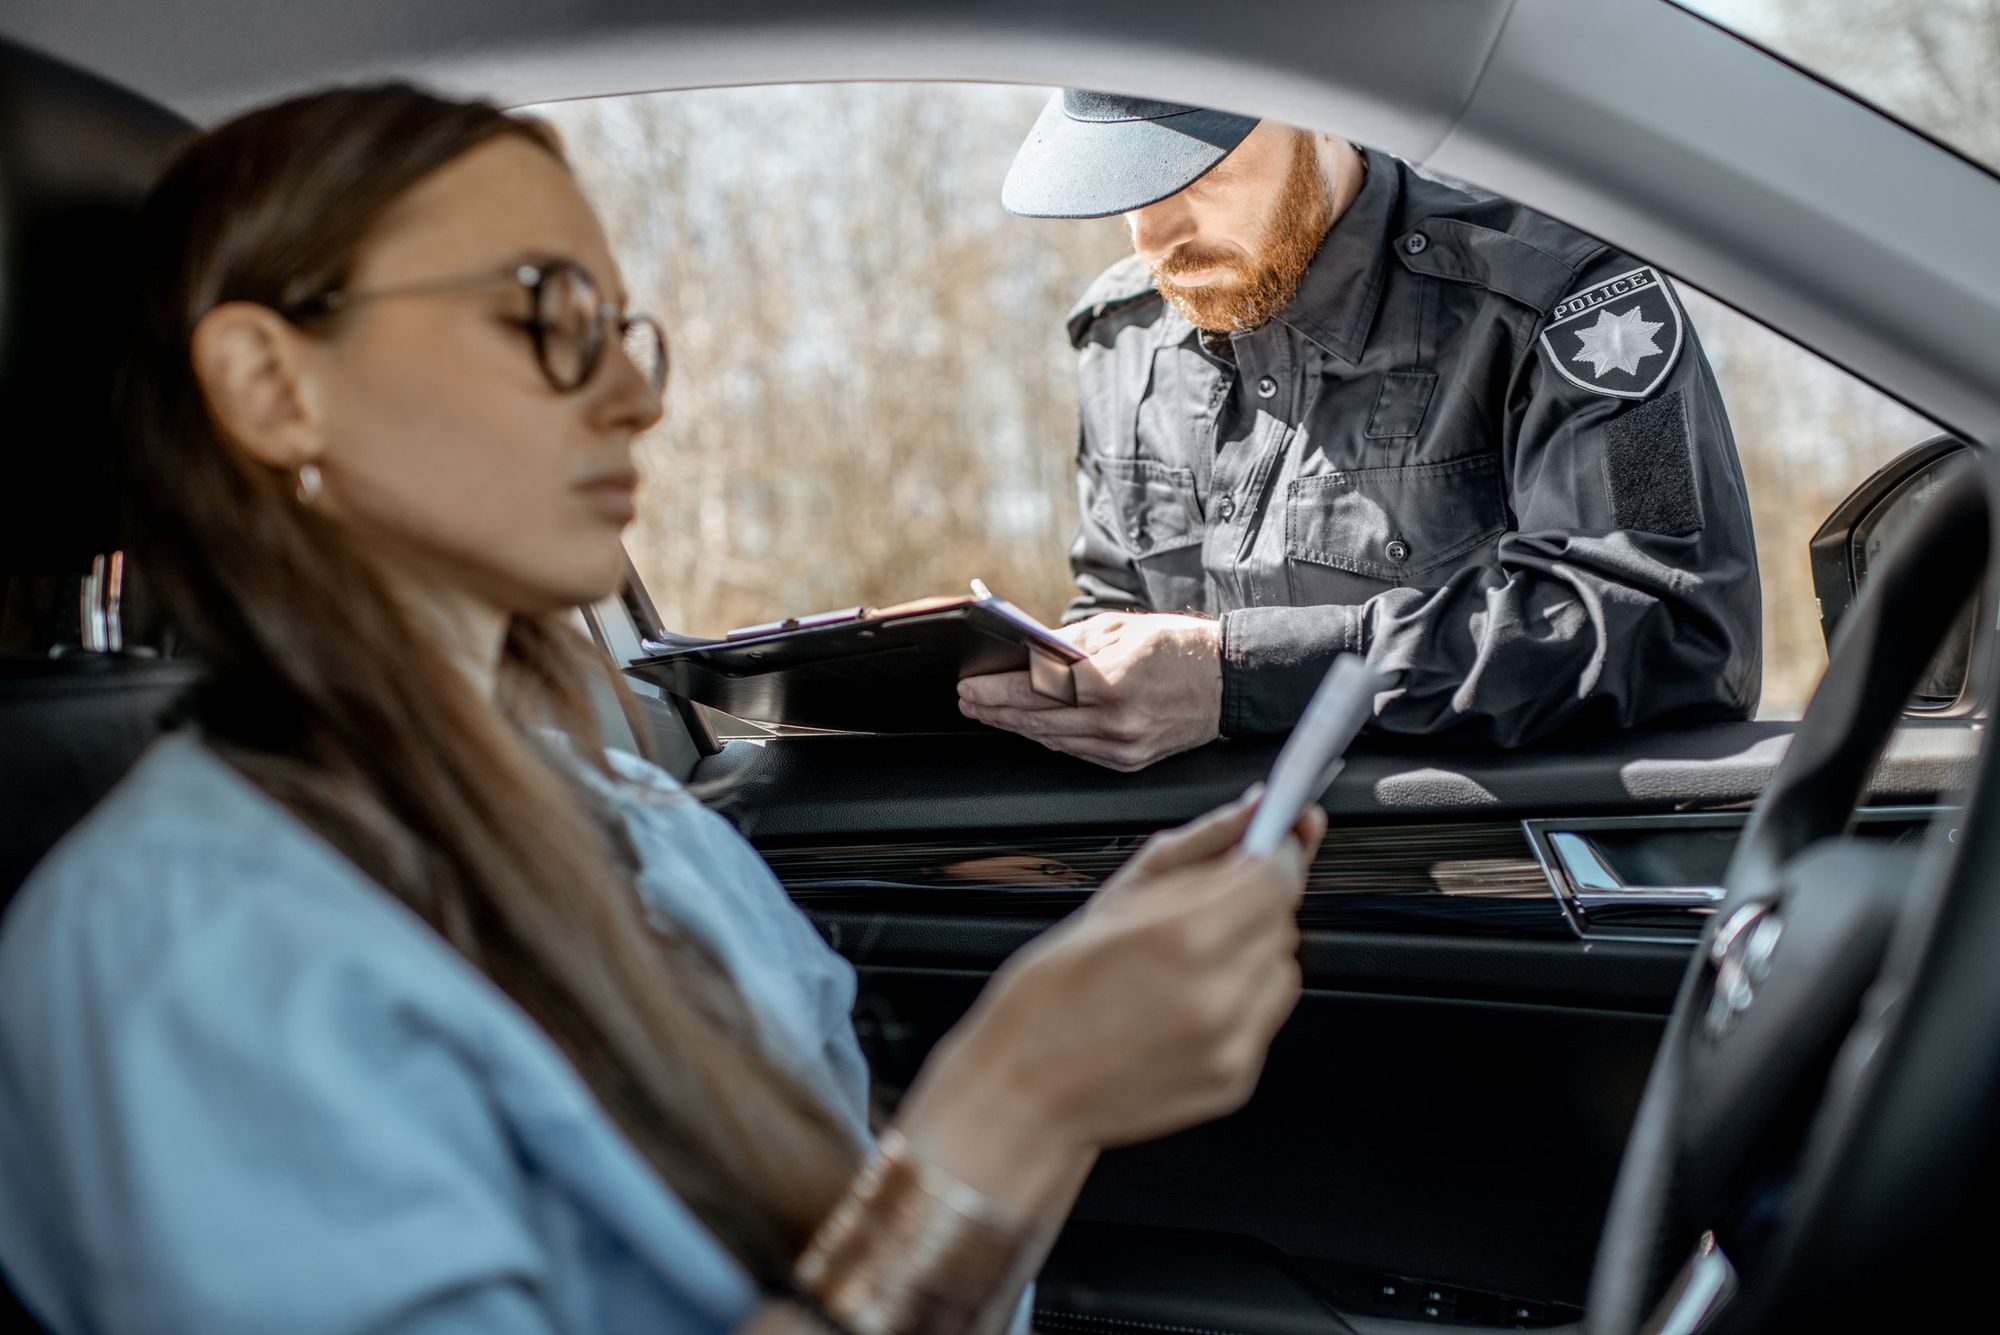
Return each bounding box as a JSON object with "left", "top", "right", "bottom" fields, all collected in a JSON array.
[
  {"left": 1056, "top": 613, "right": 1120, "bottom": 640},
  {"left": 968, "top": 712, "right": 1164, "bottom": 774},
  {"left": 1066, "top": 653, "right": 1121, "bottom": 706},
  {"left": 1018, "top": 725, "right": 1167, "bottom": 771},
  {"left": 1060, "top": 738, "right": 1161, "bottom": 772},
  {"left": 960, "top": 702, "right": 1114, "bottom": 740},
  {"left": 1060, "top": 615, "right": 1124, "bottom": 656},
  {"left": 984, "top": 726, "right": 1136, "bottom": 771},
  {"left": 956, "top": 670, "right": 1065, "bottom": 711}
]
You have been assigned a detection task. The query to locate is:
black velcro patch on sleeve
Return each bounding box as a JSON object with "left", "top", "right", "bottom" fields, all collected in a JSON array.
[{"left": 1603, "top": 389, "right": 1701, "bottom": 537}]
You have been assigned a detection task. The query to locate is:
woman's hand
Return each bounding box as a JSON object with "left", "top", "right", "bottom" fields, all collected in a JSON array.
[{"left": 894, "top": 791, "right": 1325, "bottom": 1218}]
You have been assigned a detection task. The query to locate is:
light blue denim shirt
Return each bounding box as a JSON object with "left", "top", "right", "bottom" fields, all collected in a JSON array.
[{"left": 0, "top": 730, "right": 1011, "bottom": 1335}]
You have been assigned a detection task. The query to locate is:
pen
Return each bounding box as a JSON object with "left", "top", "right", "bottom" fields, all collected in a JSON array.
[{"left": 969, "top": 578, "right": 994, "bottom": 601}]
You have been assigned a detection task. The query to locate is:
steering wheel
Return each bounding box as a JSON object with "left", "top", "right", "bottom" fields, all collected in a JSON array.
[{"left": 1585, "top": 456, "right": 2000, "bottom": 1335}]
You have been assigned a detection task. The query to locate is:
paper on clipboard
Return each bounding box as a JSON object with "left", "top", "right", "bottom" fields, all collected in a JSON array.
[
  {"left": 625, "top": 584, "right": 1082, "bottom": 732},
  {"left": 1241, "top": 655, "right": 1391, "bottom": 857}
]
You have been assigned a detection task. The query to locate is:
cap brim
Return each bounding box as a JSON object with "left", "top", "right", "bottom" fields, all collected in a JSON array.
[{"left": 1002, "top": 94, "right": 1258, "bottom": 219}]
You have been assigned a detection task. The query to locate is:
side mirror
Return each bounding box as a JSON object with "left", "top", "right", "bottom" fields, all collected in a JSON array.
[{"left": 1809, "top": 435, "right": 1986, "bottom": 717}]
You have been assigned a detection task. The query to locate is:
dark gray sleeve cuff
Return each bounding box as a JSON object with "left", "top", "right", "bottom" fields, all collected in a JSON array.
[
  {"left": 1219, "top": 603, "right": 1366, "bottom": 736},
  {"left": 1062, "top": 574, "right": 1151, "bottom": 625}
]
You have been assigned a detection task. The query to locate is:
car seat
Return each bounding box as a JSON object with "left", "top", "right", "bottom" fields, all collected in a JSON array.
[{"left": 0, "top": 41, "right": 190, "bottom": 1326}]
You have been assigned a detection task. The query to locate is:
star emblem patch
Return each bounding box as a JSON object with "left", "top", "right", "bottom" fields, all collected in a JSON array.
[{"left": 1538, "top": 265, "right": 1684, "bottom": 399}]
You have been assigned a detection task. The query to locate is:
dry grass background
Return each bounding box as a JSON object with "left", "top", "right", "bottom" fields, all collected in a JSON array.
[{"left": 531, "top": 1, "right": 1995, "bottom": 719}]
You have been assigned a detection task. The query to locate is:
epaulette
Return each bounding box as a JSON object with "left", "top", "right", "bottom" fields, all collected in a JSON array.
[
  {"left": 1065, "top": 254, "right": 1160, "bottom": 347},
  {"left": 1393, "top": 214, "right": 1601, "bottom": 315}
]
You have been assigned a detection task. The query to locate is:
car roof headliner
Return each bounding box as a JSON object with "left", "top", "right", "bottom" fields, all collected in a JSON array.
[
  {"left": 6, "top": 0, "right": 1999, "bottom": 448},
  {"left": 0, "top": 0, "right": 1507, "bottom": 148}
]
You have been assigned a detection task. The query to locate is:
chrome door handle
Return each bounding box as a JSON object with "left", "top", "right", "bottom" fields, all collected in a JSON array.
[{"left": 1547, "top": 831, "right": 1724, "bottom": 909}]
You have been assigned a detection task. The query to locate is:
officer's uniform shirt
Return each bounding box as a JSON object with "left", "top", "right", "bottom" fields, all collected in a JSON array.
[{"left": 1066, "top": 147, "right": 1763, "bottom": 745}]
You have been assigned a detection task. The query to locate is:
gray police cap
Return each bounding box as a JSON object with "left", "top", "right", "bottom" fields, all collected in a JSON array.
[{"left": 1003, "top": 90, "right": 1260, "bottom": 220}]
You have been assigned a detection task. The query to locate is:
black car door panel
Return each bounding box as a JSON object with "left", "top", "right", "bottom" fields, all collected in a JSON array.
[
  {"left": 696, "top": 720, "right": 1971, "bottom": 839},
  {"left": 687, "top": 719, "right": 1974, "bottom": 1327}
]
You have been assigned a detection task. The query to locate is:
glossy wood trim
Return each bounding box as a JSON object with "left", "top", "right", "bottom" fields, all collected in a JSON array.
[{"left": 761, "top": 820, "right": 1568, "bottom": 937}]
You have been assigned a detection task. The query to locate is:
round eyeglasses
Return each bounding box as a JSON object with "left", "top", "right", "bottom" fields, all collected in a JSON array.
[{"left": 281, "top": 259, "right": 668, "bottom": 397}]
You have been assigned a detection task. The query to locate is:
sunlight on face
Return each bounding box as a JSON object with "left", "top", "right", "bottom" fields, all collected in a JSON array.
[
  {"left": 1124, "top": 122, "right": 1336, "bottom": 333},
  {"left": 312, "top": 136, "right": 664, "bottom": 616}
]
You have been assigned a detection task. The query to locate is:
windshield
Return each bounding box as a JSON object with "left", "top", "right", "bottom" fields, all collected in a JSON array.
[{"left": 1677, "top": 0, "right": 2000, "bottom": 173}]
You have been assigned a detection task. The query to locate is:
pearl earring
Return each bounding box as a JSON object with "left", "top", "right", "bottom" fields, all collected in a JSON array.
[{"left": 294, "top": 461, "right": 323, "bottom": 506}]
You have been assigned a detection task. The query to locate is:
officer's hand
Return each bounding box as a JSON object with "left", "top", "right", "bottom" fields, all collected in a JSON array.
[{"left": 956, "top": 613, "right": 1222, "bottom": 772}]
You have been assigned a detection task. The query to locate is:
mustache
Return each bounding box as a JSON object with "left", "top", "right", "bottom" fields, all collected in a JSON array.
[
  {"left": 1146, "top": 130, "right": 1333, "bottom": 333},
  {"left": 1152, "top": 247, "right": 1247, "bottom": 280}
]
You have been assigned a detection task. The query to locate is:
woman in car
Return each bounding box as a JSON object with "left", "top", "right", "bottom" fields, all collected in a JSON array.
[{"left": 0, "top": 87, "right": 1321, "bottom": 1335}]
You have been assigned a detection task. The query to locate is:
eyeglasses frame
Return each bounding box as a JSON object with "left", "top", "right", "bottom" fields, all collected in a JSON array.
[{"left": 278, "top": 259, "right": 668, "bottom": 396}]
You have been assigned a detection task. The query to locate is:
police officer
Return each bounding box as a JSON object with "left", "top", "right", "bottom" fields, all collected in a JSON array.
[{"left": 957, "top": 91, "right": 1762, "bottom": 770}]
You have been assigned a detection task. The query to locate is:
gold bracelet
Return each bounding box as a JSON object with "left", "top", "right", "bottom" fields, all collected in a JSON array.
[{"left": 791, "top": 1129, "right": 1030, "bottom": 1335}]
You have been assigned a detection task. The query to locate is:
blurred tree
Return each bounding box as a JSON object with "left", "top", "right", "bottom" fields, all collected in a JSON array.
[
  {"left": 541, "top": 86, "right": 1125, "bottom": 638},
  {"left": 1678, "top": 288, "right": 1931, "bottom": 716},
  {"left": 1767, "top": 0, "right": 1999, "bottom": 172},
  {"left": 1667, "top": 0, "right": 1998, "bottom": 711}
]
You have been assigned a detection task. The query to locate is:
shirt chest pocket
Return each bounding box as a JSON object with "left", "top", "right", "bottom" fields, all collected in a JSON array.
[
  {"left": 1284, "top": 453, "right": 1506, "bottom": 585},
  {"left": 1092, "top": 455, "right": 1204, "bottom": 557}
]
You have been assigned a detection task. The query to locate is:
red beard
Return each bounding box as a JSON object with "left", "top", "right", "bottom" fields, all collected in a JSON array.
[{"left": 1151, "top": 133, "right": 1335, "bottom": 334}]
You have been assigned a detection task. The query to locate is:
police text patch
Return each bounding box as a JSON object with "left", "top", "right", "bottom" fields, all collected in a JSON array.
[{"left": 1538, "top": 266, "right": 1683, "bottom": 400}]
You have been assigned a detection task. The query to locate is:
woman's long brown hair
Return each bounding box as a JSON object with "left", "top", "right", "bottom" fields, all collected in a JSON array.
[{"left": 126, "top": 85, "right": 859, "bottom": 1277}]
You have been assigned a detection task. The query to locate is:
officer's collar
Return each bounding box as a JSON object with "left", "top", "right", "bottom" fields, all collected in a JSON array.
[{"left": 1269, "top": 145, "right": 1398, "bottom": 366}]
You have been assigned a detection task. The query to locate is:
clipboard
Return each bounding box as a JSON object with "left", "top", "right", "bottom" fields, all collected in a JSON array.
[{"left": 624, "top": 592, "right": 1084, "bottom": 733}]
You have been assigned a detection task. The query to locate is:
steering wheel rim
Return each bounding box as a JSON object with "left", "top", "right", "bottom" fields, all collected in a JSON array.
[{"left": 1586, "top": 453, "right": 1997, "bottom": 1335}]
